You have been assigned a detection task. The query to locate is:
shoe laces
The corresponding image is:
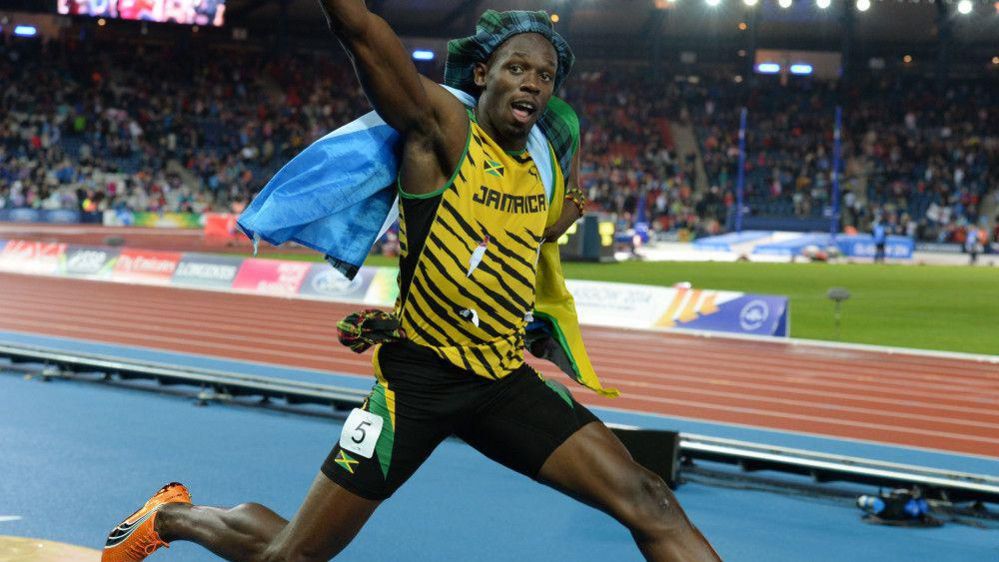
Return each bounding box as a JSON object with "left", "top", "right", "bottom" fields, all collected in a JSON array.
[{"left": 123, "top": 510, "right": 168, "bottom": 559}]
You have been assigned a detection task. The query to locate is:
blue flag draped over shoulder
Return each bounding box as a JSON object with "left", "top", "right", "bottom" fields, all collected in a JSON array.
[
  {"left": 237, "top": 87, "right": 555, "bottom": 279},
  {"left": 236, "top": 111, "right": 401, "bottom": 279}
]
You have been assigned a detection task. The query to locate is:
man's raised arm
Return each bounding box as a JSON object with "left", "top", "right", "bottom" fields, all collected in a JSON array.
[{"left": 316, "top": 0, "right": 447, "bottom": 138}]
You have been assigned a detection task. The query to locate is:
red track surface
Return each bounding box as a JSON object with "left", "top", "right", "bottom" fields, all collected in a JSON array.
[{"left": 2, "top": 271, "right": 997, "bottom": 458}]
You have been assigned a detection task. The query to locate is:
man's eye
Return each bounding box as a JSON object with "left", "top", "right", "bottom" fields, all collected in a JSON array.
[
  {"left": 540, "top": 73, "right": 553, "bottom": 82},
  {"left": 509, "top": 65, "right": 523, "bottom": 73}
]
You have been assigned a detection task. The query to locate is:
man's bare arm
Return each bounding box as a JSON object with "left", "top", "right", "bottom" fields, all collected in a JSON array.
[
  {"left": 317, "top": 0, "right": 455, "bottom": 139},
  {"left": 544, "top": 149, "right": 585, "bottom": 242}
]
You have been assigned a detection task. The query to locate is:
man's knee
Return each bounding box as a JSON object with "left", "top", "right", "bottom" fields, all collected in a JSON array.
[{"left": 617, "top": 466, "right": 686, "bottom": 539}]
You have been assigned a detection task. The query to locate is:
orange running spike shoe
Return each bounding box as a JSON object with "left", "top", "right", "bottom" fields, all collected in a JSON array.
[{"left": 101, "top": 482, "right": 192, "bottom": 562}]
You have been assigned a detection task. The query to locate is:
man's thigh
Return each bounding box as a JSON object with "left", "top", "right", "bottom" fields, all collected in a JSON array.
[
  {"left": 322, "top": 343, "right": 465, "bottom": 500},
  {"left": 454, "top": 365, "right": 600, "bottom": 479}
]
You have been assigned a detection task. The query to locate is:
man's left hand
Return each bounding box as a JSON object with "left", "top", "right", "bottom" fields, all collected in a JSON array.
[{"left": 543, "top": 198, "right": 582, "bottom": 243}]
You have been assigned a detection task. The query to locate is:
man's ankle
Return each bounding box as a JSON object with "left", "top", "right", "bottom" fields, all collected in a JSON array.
[{"left": 154, "top": 502, "right": 188, "bottom": 542}]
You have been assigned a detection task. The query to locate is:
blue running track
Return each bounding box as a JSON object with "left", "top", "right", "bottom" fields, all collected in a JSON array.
[{"left": 1, "top": 334, "right": 996, "bottom": 561}]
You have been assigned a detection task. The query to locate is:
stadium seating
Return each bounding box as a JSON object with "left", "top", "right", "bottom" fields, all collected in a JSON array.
[{"left": 1, "top": 35, "right": 995, "bottom": 244}]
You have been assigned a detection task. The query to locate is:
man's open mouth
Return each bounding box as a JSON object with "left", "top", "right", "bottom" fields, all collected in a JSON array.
[{"left": 511, "top": 100, "right": 538, "bottom": 123}]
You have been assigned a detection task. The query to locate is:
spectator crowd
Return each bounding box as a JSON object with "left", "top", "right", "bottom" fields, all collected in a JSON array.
[
  {"left": 1, "top": 33, "right": 996, "bottom": 246},
  {"left": 690, "top": 75, "right": 998, "bottom": 245}
]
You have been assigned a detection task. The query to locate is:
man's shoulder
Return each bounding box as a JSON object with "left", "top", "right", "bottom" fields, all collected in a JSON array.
[{"left": 421, "top": 80, "right": 473, "bottom": 119}]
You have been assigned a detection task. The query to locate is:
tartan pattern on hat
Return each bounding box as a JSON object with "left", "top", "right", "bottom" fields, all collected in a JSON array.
[
  {"left": 445, "top": 10, "right": 574, "bottom": 94},
  {"left": 445, "top": 10, "right": 578, "bottom": 180}
]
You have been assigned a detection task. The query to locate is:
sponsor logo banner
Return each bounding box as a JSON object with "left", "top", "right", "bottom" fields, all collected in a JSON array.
[
  {"left": 232, "top": 259, "right": 312, "bottom": 296},
  {"left": 112, "top": 249, "right": 182, "bottom": 283},
  {"left": 565, "top": 279, "right": 789, "bottom": 337},
  {"left": 676, "top": 294, "right": 789, "bottom": 337},
  {"left": 836, "top": 235, "right": 914, "bottom": 259},
  {"left": 132, "top": 212, "right": 203, "bottom": 229},
  {"left": 103, "top": 210, "right": 203, "bottom": 229},
  {"left": 172, "top": 254, "right": 242, "bottom": 289},
  {"left": 566, "top": 280, "right": 678, "bottom": 329},
  {"left": 0, "top": 209, "right": 82, "bottom": 223},
  {"left": 59, "top": 246, "right": 120, "bottom": 278},
  {"left": 0, "top": 240, "right": 67, "bottom": 274},
  {"left": 45, "top": 209, "right": 83, "bottom": 224},
  {"left": 299, "top": 264, "right": 375, "bottom": 302},
  {"left": 915, "top": 242, "right": 962, "bottom": 254}
]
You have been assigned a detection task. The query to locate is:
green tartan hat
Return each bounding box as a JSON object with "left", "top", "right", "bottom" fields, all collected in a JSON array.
[{"left": 445, "top": 10, "right": 575, "bottom": 95}]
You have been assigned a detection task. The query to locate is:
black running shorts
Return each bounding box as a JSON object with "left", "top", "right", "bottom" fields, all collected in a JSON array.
[{"left": 321, "top": 340, "right": 600, "bottom": 501}]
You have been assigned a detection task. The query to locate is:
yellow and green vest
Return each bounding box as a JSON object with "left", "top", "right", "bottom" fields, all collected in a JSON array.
[{"left": 392, "top": 110, "right": 618, "bottom": 398}]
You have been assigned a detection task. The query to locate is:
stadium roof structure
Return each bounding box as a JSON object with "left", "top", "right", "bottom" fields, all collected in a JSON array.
[
  {"left": 220, "top": 0, "right": 999, "bottom": 55},
  {"left": 1, "top": 1, "right": 995, "bottom": 65}
]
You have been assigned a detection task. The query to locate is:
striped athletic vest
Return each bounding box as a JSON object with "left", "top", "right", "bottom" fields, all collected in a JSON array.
[{"left": 393, "top": 112, "right": 558, "bottom": 379}]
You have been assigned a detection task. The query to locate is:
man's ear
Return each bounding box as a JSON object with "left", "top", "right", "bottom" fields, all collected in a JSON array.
[{"left": 473, "top": 62, "right": 488, "bottom": 88}]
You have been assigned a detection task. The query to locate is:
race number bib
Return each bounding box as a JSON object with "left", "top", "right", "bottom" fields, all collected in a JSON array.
[{"left": 339, "top": 408, "right": 383, "bottom": 459}]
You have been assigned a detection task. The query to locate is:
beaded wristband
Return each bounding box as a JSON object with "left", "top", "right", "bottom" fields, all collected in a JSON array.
[{"left": 565, "top": 187, "right": 587, "bottom": 216}]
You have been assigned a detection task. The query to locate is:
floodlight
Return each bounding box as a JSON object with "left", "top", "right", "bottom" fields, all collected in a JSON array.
[
  {"left": 13, "top": 25, "right": 36, "bottom": 37},
  {"left": 706, "top": 0, "right": 722, "bottom": 7},
  {"left": 743, "top": 0, "right": 759, "bottom": 6},
  {"left": 790, "top": 64, "right": 814, "bottom": 75},
  {"left": 778, "top": 0, "right": 792, "bottom": 8},
  {"left": 957, "top": 0, "right": 973, "bottom": 14},
  {"left": 817, "top": 0, "right": 831, "bottom": 9},
  {"left": 756, "top": 63, "right": 781, "bottom": 74},
  {"left": 856, "top": 0, "right": 870, "bottom": 11},
  {"left": 412, "top": 50, "right": 434, "bottom": 61}
]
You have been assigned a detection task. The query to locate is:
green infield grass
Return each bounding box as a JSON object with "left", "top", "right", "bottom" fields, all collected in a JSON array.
[
  {"left": 552, "top": 260, "right": 999, "bottom": 356},
  {"left": 259, "top": 252, "right": 999, "bottom": 356}
]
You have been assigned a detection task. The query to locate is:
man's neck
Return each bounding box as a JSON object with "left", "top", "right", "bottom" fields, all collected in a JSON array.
[{"left": 473, "top": 107, "right": 528, "bottom": 153}]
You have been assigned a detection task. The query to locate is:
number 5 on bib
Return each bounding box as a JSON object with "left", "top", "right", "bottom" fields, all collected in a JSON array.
[{"left": 340, "top": 408, "right": 384, "bottom": 459}]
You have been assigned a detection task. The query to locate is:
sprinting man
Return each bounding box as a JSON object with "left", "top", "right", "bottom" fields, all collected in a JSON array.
[{"left": 100, "top": 3, "right": 722, "bottom": 561}]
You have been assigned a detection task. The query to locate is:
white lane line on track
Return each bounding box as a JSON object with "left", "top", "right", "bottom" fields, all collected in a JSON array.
[{"left": 0, "top": 516, "right": 23, "bottom": 523}]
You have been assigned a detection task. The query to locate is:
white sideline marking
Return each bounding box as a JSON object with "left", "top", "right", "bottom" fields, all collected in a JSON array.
[{"left": 0, "top": 515, "right": 23, "bottom": 522}]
